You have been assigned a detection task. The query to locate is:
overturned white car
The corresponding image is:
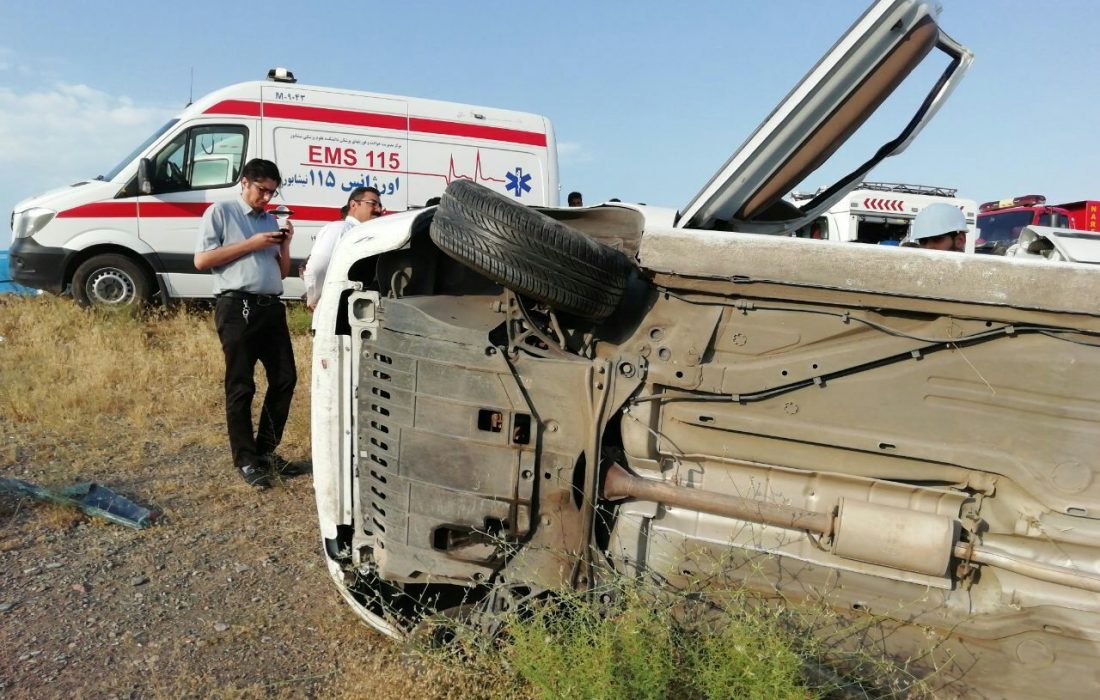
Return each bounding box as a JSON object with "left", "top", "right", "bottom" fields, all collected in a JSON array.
[{"left": 311, "top": 2, "right": 1100, "bottom": 697}]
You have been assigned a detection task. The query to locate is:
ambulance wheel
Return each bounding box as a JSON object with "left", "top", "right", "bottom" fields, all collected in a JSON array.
[
  {"left": 72, "top": 254, "right": 153, "bottom": 309},
  {"left": 431, "top": 180, "right": 632, "bottom": 321}
]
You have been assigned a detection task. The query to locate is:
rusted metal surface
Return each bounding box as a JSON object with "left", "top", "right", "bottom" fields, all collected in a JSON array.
[{"left": 602, "top": 462, "right": 835, "bottom": 536}]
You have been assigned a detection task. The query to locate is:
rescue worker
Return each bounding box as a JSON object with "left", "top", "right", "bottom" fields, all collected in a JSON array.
[{"left": 907, "top": 202, "right": 968, "bottom": 252}]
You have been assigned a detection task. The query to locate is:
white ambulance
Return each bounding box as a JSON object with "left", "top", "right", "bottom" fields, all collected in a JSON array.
[
  {"left": 790, "top": 182, "right": 977, "bottom": 251},
  {"left": 8, "top": 69, "right": 558, "bottom": 307}
]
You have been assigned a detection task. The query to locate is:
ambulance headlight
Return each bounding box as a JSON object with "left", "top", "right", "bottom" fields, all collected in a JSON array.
[{"left": 12, "top": 208, "right": 56, "bottom": 239}]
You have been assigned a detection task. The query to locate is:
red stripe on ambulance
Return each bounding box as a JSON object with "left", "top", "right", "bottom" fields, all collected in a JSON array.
[
  {"left": 204, "top": 99, "right": 262, "bottom": 117},
  {"left": 264, "top": 103, "right": 407, "bottom": 131},
  {"left": 140, "top": 202, "right": 213, "bottom": 218},
  {"left": 58, "top": 202, "right": 210, "bottom": 219},
  {"left": 204, "top": 101, "right": 547, "bottom": 147},
  {"left": 276, "top": 205, "right": 343, "bottom": 221},
  {"left": 408, "top": 117, "right": 547, "bottom": 147},
  {"left": 58, "top": 201, "right": 339, "bottom": 221},
  {"left": 56, "top": 202, "right": 139, "bottom": 218}
]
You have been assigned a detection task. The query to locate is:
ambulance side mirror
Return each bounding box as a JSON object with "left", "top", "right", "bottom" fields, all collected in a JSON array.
[{"left": 137, "top": 158, "right": 154, "bottom": 195}]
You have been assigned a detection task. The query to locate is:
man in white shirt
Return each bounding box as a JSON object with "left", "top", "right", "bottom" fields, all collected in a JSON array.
[{"left": 303, "top": 186, "right": 383, "bottom": 311}]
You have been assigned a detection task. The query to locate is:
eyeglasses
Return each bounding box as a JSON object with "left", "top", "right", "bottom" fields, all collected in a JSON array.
[
  {"left": 248, "top": 181, "right": 279, "bottom": 198},
  {"left": 355, "top": 198, "right": 383, "bottom": 208}
]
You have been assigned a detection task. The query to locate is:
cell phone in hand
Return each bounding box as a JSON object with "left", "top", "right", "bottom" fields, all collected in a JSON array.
[{"left": 272, "top": 206, "right": 294, "bottom": 241}]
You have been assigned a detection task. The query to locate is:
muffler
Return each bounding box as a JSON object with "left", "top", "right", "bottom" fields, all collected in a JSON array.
[
  {"left": 602, "top": 462, "right": 954, "bottom": 577},
  {"left": 602, "top": 462, "right": 1100, "bottom": 593}
]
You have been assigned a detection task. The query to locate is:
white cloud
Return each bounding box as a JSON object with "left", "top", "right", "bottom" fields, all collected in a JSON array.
[
  {"left": 557, "top": 141, "right": 593, "bottom": 165},
  {"left": 0, "top": 47, "right": 55, "bottom": 82},
  {"left": 0, "top": 82, "right": 174, "bottom": 165},
  {"left": 0, "top": 83, "right": 175, "bottom": 244}
]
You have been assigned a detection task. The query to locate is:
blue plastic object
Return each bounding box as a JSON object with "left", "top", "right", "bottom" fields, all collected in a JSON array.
[
  {"left": 1, "top": 250, "right": 36, "bottom": 295},
  {"left": 0, "top": 477, "right": 159, "bottom": 529}
]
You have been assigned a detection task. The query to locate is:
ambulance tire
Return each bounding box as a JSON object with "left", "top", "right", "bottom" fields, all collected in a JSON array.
[
  {"left": 72, "top": 254, "right": 153, "bottom": 310},
  {"left": 430, "top": 181, "right": 632, "bottom": 321}
]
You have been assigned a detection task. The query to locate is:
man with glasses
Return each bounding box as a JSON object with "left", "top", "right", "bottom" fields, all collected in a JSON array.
[
  {"left": 303, "top": 186, "right": 383, "bottom": 316},
  {"left": 194, "top": 158, "right": 297, "bottom": 490}
]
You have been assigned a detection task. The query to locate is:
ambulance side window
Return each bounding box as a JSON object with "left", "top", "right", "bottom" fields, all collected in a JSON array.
[
  {"left": 147, "top": 125, "right": 248, "bottom": 194},
  {"left": 150, "top": 132, "right": 188, "bottom": 193},
  {"left": 188, "top": 126, "right": 247, "bottom": 189}
]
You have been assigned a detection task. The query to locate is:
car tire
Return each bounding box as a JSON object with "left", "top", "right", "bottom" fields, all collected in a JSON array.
[
  {"left": 430, "top": 180, "right": 632, "bottom": 320},
  {"left": 71, "top": 254, "right": 153, "bottom": 309}
]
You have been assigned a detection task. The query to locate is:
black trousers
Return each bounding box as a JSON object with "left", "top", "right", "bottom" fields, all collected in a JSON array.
[{"left": 214, "top": 296, "right": 297, "bottom": 469}]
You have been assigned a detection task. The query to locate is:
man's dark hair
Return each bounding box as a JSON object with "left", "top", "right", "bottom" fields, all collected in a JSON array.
[
  {"left": 339, "top": 186, "right": 382, "bottom": 217},
  {"left": 241, "top": 158, "right": 282, "bottom": 184},
  {"left": 567, "top": 191, "right": 583, "bottom": 206},
  {"left": 424, "top": 196, "right": 442, "bottom": 207}
]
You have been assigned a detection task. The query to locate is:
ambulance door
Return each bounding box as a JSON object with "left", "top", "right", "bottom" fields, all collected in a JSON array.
[
  {"left": 262, "top": 85, "right": 409, "bottom": 299},
  {"left": 404, "top": 101, "right": 550, "bottom": 209},
  {"left": 137, "top": 120, "right": 256, "bottom": 297}
]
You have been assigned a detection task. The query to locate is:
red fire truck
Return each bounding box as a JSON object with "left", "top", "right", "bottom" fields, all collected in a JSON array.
[
  {"left": 975, "top": 195, "right": 1072, "bottom": 253},
  {"left": 1057, "top": 200, "right": 1100, "bottom": 232}
]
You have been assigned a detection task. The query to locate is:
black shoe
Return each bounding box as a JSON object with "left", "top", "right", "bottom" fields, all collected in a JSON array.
[
  {"left": 260, "top": 453, "right": 312, "bottom": 477},
  {"left": 238, "top": 464, "right": 272, "bottom": 489}
]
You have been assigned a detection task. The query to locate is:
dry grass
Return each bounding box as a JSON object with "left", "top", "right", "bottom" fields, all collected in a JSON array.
[
  {"left": 0, "top": 295, "right": 311, "bottom": 484},
  {"left": 0, "top": 295, "right": 488, "bottom": 700},
  {"left": 0, "top": 296, "right": 939, "bottom": 699}
]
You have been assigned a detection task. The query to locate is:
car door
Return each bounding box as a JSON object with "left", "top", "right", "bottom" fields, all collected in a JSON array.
[
  {"left": 137, "top": 120, "right": 256, "bottom": 297},
  {"left": 677, "top": 0, "right": 972, "bottom": 234}
]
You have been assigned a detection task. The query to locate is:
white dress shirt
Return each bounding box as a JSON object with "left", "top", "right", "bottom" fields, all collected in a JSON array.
[{"left": 304, "top": 215, "right": 358, "bottom": 308}]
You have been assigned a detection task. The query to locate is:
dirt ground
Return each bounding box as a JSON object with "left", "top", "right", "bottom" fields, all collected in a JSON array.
[
  {"left": 0, "top": 433, "right": 467, "bottom": 699},
  {"left": 0, "top": 294, "right": 491, "bottom": 699}
]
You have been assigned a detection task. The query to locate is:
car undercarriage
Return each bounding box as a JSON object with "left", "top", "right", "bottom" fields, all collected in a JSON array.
[{"left": 309, "top": 2, "right": 1100, "bottom": 696}]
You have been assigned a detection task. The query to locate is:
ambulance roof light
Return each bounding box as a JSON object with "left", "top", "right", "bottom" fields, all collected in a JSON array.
[{"left": 267, "top": 67, "right": 297, "bottom": 84}]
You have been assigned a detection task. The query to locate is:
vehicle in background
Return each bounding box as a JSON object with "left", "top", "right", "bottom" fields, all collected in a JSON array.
[
  {"left": 1006, "top": 225, "right": 1100, "bottom": 263},
  {"left": 975, "top": 194, "right": 1072, "bottom": 254},
  {"left": 791, "top": 181, "right": 977, "bottom": 251},
  {"left": 1058, "top": 199, "right": 1100, "bottom": 232},
  {"left": 7, "top": 69, "right": 558, "bottom": 308}
]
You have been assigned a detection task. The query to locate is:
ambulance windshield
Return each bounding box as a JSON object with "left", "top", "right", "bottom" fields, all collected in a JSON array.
[{"left": 99, "top": 119, "right": 179, "bottom": 182}]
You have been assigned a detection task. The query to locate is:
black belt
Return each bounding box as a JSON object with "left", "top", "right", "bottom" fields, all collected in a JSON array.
[{"left": 217, "top": 290, "right": 282, "bottom": 305}]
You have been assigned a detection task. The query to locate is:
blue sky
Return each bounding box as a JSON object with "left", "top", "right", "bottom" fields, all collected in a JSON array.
[{"left": 3, "top": 0, "right": 1098, "bottom": 246}]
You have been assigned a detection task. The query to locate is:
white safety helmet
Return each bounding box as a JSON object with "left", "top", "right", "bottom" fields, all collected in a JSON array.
[{"left": 909, "top": 203, "right": 967, "bottom": 242}]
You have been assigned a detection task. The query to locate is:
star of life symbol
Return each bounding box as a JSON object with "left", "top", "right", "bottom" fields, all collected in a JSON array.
[{"left": 505, "top": 167, "right": 532, "bottom": 198}]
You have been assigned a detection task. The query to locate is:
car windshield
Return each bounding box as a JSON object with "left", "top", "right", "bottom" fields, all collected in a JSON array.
[
  {"left": 99, "top": 119, "right": 178, "bottom": 182},
  {"left": 976, "top": 210, "right": 1033, "bottom": 244}
]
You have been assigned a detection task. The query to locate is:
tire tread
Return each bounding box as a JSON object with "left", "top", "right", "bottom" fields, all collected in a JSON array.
[{"left": 430, "top": 181, "right": 631, "bottom": 319}]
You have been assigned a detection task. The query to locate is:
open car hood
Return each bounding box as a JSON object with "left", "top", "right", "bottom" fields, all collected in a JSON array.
[{"left": 677, "top": 0, "right": 972, "bottom": 233}]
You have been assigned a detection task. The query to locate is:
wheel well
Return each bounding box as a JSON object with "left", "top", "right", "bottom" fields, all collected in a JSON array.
[{"left": 64, "top": 245, "right": 157, "bottom": 288}]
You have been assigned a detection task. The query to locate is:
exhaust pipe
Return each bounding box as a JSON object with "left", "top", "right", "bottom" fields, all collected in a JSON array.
[
  {"left": 602, "top": 461, "right": 834, "bottom": 537},
  {"left": 602, "top": 462, "right": 954, "bottom": 577},
  {"left": 602, "top": 462, "right": 1100, "bottom": 591}
]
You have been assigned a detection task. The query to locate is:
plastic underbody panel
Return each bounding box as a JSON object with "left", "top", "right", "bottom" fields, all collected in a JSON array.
[{"left": 328, "top": 253, "right": 1100, "bottom": 697}]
